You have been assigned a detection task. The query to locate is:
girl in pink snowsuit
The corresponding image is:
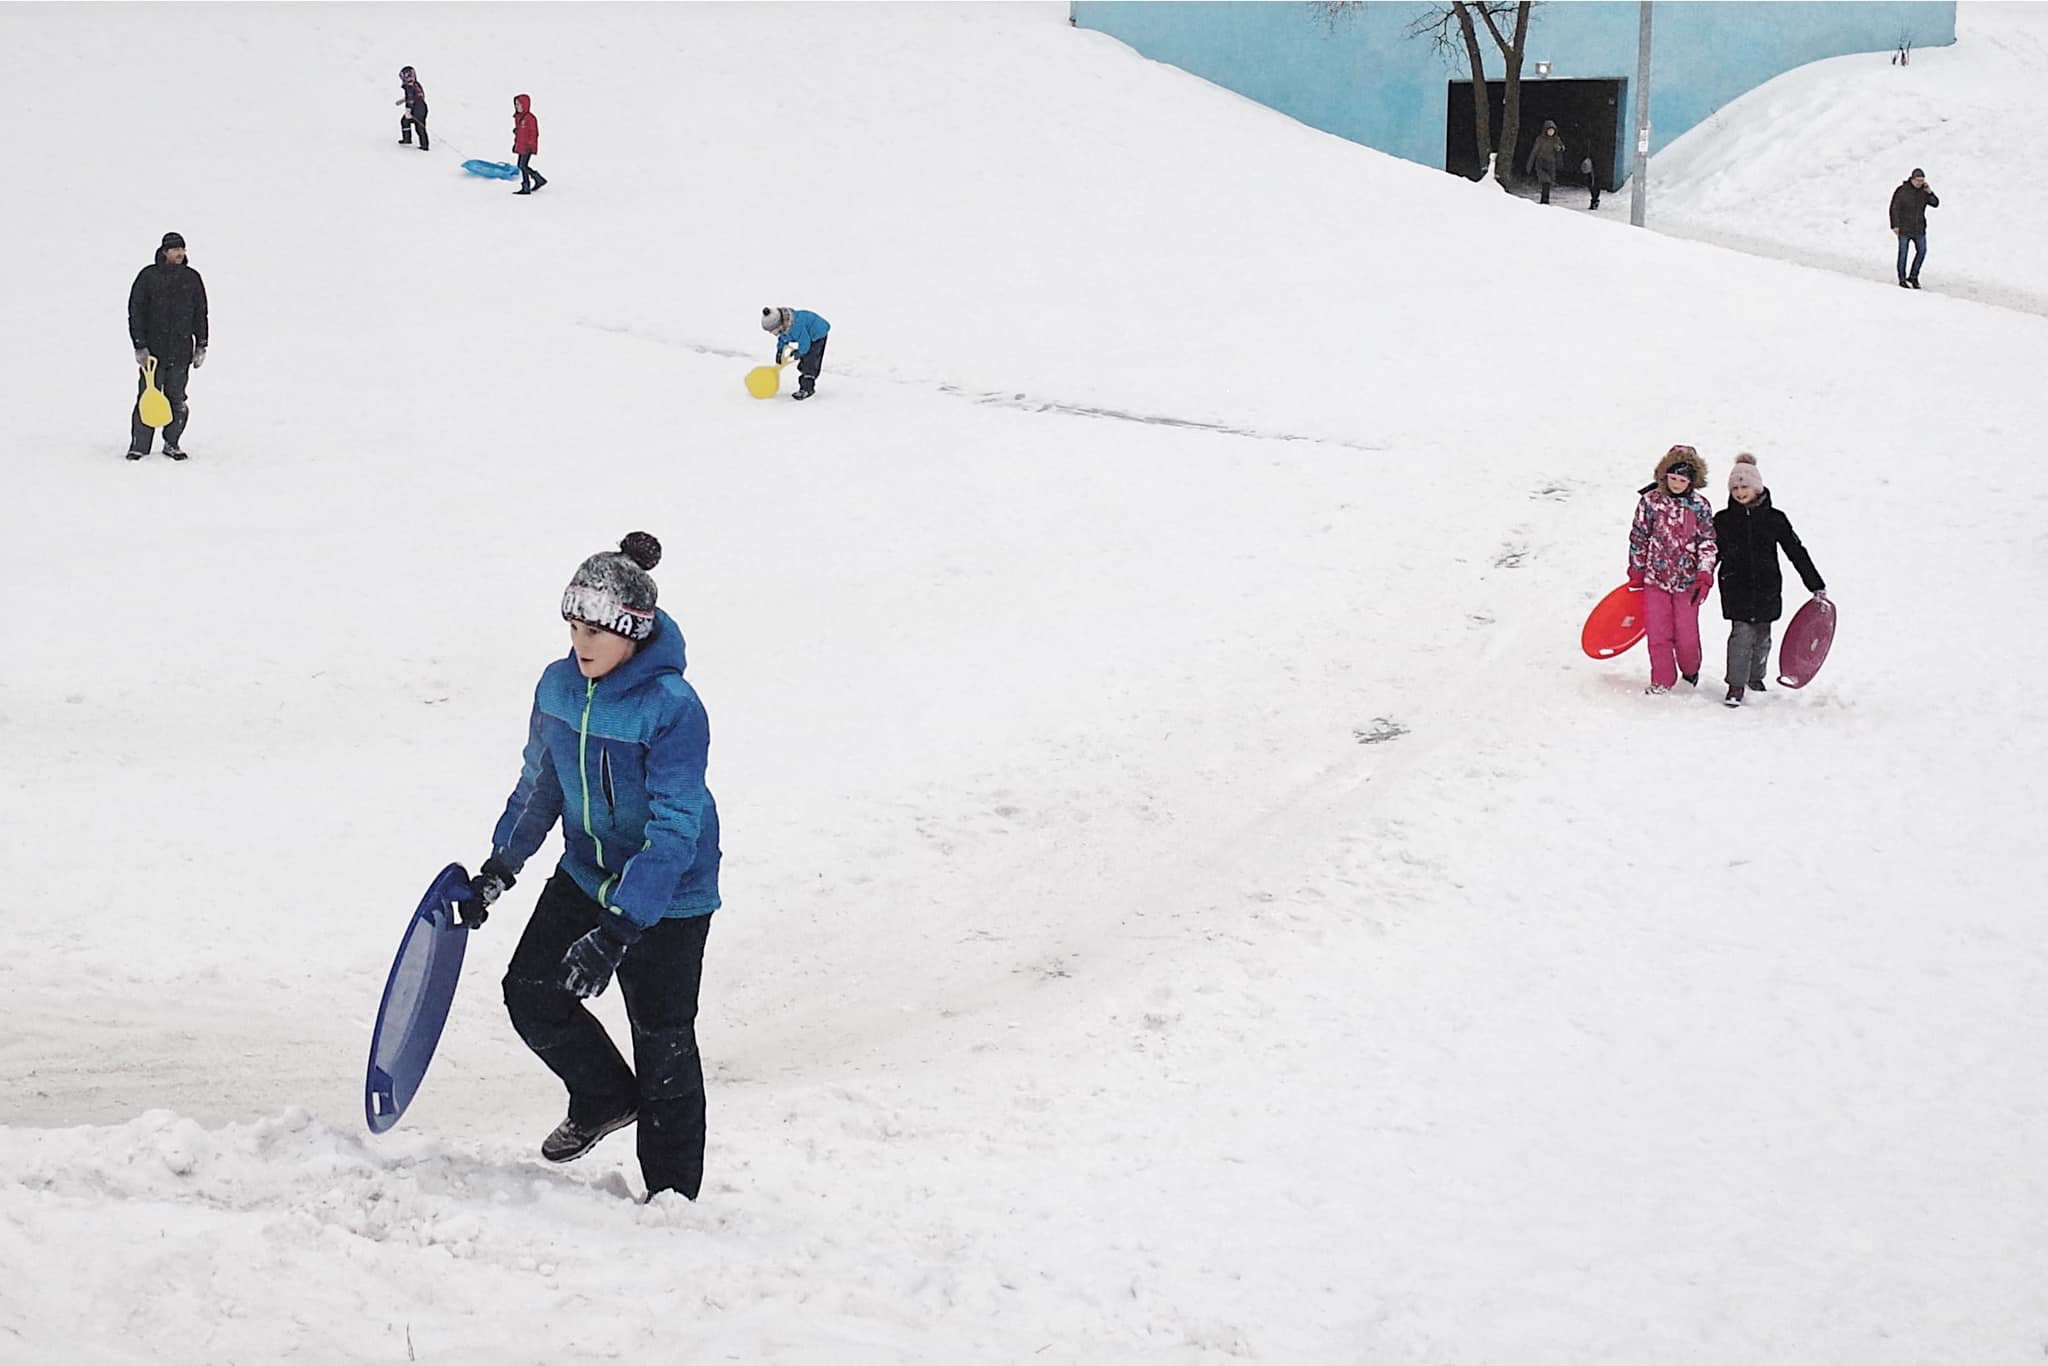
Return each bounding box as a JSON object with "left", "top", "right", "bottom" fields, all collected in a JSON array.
[{"left": 1627, "top": 445, "right": 1719, "bottom": 693}]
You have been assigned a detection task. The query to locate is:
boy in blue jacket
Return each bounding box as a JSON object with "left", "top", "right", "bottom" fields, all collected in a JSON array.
[
  {"left": 455, "top": 531, "right": 722, "bottom": 1201},
  {"left": 762, "top": 306, "right": 829, "bottom": 400}
]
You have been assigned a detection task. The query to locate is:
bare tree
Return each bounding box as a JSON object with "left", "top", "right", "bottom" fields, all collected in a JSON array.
[
  {"left": 1313, "top": 2, "right": 1537, "bottom": 183},
  {"left": 1474, "top": 3, "right": 1537, "bottom": 185},
  {"left": 1404, "top": 3, "right": 1497, "bottom": 180}
]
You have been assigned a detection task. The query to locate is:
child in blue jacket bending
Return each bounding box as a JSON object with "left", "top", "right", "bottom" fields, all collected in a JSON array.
[
  {"left": 455, "top": 531, "right": 722, "bottom": 1202},
  {"left": 762, "top": 306, "right": 830, "bottom": 400}
]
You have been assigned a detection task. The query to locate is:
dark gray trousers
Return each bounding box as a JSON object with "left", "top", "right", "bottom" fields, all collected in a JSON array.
[
  {"left": 1727, "top": 620, "right": 1773, "bottom": 689},
  {"left": 131, "top": 359, "right": 191, "bottom": 453}
]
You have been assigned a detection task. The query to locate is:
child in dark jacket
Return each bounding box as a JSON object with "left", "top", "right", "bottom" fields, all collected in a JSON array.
[
  {"left": 396, "top": 66, "right": 429, "bottom": 150},
  {"left": 1714, "top": 453, "right": 1826, "bottom": 706},
  {"left": 454, "top": 532, "right": 722, "bottom": 1201}
]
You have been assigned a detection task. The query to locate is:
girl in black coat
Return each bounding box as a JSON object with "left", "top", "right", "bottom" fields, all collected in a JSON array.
[{"left": 1714, "top": 453, "right": 1826, "bottom": 706}]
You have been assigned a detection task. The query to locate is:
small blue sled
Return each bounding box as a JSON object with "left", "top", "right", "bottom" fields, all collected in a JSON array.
[
  {"left": 364, "top": 863, "right": 475, "bottom": 1133},
  {"left": 462, "top": 159, "right": 520, "bottom": 180}
]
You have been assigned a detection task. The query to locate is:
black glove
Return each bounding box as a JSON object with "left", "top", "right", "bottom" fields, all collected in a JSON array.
[
  {"left": 134, "top": 347, "right": 150, "bottom": 368},
  {"left": 559, "top": 914, "right": 642, "bottom": 998},
  {"left": 192, "top": 346, "right": 206, "bottom": 370},
  {"left": 454, "top": 855, "right": 517, "bottom": 929}
]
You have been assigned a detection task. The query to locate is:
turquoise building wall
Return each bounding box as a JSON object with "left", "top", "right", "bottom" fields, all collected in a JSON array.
[{"left": 1070, "top": 2, "right": 1956, "bottom": 179}]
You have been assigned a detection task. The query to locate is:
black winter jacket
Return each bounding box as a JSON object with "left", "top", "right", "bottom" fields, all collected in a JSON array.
[
  {"left": 128, "top": 248, "right": 209, "bottom": 363},
  {"left": 1713, "top": 491, "right": 1824, "bottom": 623},
  {"left": 1889, "top": 180, "right": 1939, "bottom": 236}
]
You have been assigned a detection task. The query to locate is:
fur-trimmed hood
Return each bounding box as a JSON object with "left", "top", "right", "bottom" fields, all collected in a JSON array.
[{"left": 1651, "top": 444, "right": 1708, "bottom": 489}]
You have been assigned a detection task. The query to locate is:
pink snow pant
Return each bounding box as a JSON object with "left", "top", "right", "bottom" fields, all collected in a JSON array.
[{"left": 1643, "top": 586, "right": 1702, "bottom": 688}]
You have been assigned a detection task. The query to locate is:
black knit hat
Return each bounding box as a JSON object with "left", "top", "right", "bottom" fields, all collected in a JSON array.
[
  {"left": 561, "top": 532, "right": 662, "bottom": 641},
  {"left": 160, "top": 232, "right": 186, "bottom": 250}
]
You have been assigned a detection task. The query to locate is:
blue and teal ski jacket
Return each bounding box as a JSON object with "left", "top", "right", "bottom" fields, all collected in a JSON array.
[
  {"left": 774, "top": 309, "right": 830, "bottom": 360},
  {"left": 490, "top": 610, "right": 720, "bottom": 926}
]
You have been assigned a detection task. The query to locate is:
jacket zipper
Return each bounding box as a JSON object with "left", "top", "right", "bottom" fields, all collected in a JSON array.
[{"left": 578, "top": 678, "right": 611, "bottom": 905}]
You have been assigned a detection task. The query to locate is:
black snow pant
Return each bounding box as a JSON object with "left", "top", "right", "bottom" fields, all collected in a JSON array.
[
  {"left": 518, "top": 152, "right": 547, "bottom": 192},
  {"left": 503, "top": 869, "right": 712, "bottom": 1199},
  {"left": 401, "top": 102, "right": 429, "bottom": 149},
  {"left": 796, "top": 335, "right": 827, "bottom": 394},
  {"left": 130, "top": 357, "right": 191, "bottom": 453}
]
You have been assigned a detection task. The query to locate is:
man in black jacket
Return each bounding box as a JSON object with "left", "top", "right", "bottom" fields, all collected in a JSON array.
[
  {"left": 127, "top": 231, "right": 209, "bottom": 460},
  {"left": 1888, "top": 168, "right": 1939, "bottom": 289}
]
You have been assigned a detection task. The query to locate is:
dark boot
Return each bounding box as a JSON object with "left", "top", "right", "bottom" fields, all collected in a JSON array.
[
  {"left": 1723, "top": 686, "right": 1744, "bottom": 708},
  {"left": 1681, "top": 672, "right": 1699, "bottom": 687},
  {"left": 541, "top": 1108, "right": 638, "bottom": 1163}
]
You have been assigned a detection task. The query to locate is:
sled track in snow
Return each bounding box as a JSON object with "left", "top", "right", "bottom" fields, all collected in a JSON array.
[
  {"left": 576, "top": 319, "right": 1384, "bottom": 452},
  {"left": 936, "top": 385, "right": 1384, "bottom": 451}
]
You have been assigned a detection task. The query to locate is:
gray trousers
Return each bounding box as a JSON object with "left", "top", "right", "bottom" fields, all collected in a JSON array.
[{"left": 1727, "top": 620, "right": 1773, "bottom": 688}]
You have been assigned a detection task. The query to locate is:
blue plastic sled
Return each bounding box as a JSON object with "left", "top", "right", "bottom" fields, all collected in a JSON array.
[
  {"left": 462, "top": 159, "right": 520, "bottom": 180},
  {"left": 364, "top": 863, "right": 474, "bottom": 1133}
]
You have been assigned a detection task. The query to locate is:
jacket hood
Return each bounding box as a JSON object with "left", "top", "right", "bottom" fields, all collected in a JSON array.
[
  {"left": 1651, "top": 445, "right": 1709, "bottom": 489},
  {"left": 514, "top": 93, "right": 531, "bottom": 114},
  {"left": 564, "top": 608, "right": 687, "bottom": 687}
]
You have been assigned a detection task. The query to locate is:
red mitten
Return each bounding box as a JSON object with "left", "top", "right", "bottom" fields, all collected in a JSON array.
[{"left": 1690, "top": 573, "right": 1714, "bottom": 605}]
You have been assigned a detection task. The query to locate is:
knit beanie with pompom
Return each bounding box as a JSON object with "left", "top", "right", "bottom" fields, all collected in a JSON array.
[
  {"left": 561, "top": 532, "right": 662, "bottom": 641},
  {"left": 1728, "top": 453, "right": 1764, "bottom": 495}
]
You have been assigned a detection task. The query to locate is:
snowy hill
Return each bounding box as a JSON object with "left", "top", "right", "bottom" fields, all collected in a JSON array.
[
  {"left": 1650, "top": 2, "right": 2048, "bottom": 311},
  {"left": 2, "top": 3, "right": 2046, "bottom": 1364}
]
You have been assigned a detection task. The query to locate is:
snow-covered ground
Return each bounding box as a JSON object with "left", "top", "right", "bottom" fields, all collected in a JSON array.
[
  {"left": 3, "top": 4, "right": 2046, "bottom": 1364},
  {"left": 1649, "top": 2, "right": 2048, "bottom": 312}
]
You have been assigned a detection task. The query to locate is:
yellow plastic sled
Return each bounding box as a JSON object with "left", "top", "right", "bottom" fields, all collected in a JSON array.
[
  {"left": 137, "top": 357, "right": 173, "bottom": 428},
  {"left": 744, "top": 360, "right": 791, "bottom": 400}
]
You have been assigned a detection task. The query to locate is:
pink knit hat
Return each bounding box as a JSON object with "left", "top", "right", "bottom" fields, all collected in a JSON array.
[{"left": 1728, "top": 453, "right": 1764, "bottom": 494}]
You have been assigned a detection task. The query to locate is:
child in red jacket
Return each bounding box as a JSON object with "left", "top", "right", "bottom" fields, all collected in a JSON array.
[{"left": 513, "top": 94, "right": 548, "bottom": 195}]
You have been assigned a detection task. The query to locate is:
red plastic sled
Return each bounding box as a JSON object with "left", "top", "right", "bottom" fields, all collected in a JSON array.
[
  {"left": 1581, "top": 582, "right": 1648, "bottom": 659},
  {"left": 1776, "top": 595, "right": 1836, "bottom": 689}
]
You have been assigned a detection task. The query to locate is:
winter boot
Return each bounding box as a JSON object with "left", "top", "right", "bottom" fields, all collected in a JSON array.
[
  {"left": 540, "top": 1108, "right": 637, "bottom": 1163},
  {"left": 1907, "top": 277, "right": 1922, "bottom": 289},
  {"left": 1681, "top": 672, "right": 1699, "bottom": 687},
  {"left": 125, "top": 448, "right": 147, "bottom": 461},
  {"left": 791, "top": 388, "right": 814, "bottom": 401},
  {"left": 1723, "top": 686, "right": 1744, "bottom": 708},
  {"left": 164, "top": 446, "right": 189, "bottom": 461},
  {"left": 1748, "top": 677, "right": 1767, "bottom": 693},
  {"left": 1898, "top": 278, "right": 1911, "bottom": 288},
  {"left": 1643, "top": 684, "right": 1671, "bottom": 696},
  {"left": 514, "top": 186, "right": 532, "bottom": 195}
]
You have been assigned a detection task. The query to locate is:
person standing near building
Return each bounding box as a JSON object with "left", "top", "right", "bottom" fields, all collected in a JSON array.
[
  {"left": 126, "top": 231, "right": 209, "bottom": 461},
  {"left": 1525, "top": 121, "right": 1565, "bottom": 205},
  {"left": 1582, "top": 155, "right": 1601, "bottom": 210},
  {"left": 1889, "top": 167, "right": 1938, "bottom": 288}
]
